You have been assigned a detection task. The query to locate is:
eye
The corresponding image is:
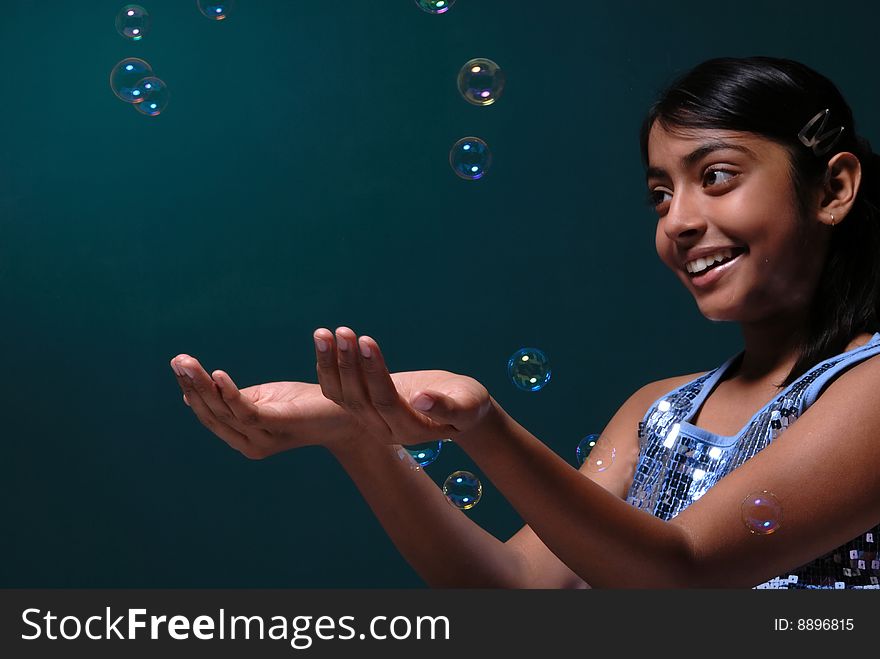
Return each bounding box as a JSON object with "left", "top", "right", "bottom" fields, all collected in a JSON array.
[
  {"left": 703, "top": 168, "right": 737, "bottom": 188},
  {"left": 644, "top": 189, "right": 670, "bottom": 207},
  {"left": 644, "top": 168, "right": 738, "bottom": 210}
]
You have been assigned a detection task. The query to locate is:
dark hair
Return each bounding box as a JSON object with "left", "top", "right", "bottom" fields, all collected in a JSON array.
[{"left": 640, "top": 56, "right": 880, "bottom": 387}]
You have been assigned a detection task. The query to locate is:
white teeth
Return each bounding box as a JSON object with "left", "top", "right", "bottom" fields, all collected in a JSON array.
[{"left": 686, "top": 248, "right": 738, "bottom": 274}]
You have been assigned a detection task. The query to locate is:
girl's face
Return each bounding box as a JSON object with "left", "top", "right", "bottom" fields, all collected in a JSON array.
[{"left": 645, "top": 122, "right": 829, "bottom": 322}]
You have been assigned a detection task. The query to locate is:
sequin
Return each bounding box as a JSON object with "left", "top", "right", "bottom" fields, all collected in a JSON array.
[{"left": 626, "top": 332, "right": 880, "bottom": 588}]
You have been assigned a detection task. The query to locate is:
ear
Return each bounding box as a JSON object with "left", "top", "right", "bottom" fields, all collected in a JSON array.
[{"left": 819, "top": 151, "right": 862, "bottom": 224}]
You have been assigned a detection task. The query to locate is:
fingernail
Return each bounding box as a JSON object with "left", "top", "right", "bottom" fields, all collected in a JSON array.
[
  {"left": 315, "top": 336, "right": 328, "bottom": 353},
  {"left": 182, "top": 366, "right": 195, "bottom": 379},
  {"left": 213, "top": 374, "right": 224, "bottom": 389},
  {"left": 413, "top": 394, "right": 434, "bottom": 411},
  {"left": 171, "top": 362, "right": 182, "bottom": 376},
  {"left": 359, "top": 339, "right": 371, "bottom": 358},
  {"left": 337, "top": 334, "right": 349, "bottom": 351}
]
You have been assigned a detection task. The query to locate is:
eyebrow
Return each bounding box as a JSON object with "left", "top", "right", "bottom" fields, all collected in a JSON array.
[{"left": 645, "top": 140, "right": 757, "bottom": 183}]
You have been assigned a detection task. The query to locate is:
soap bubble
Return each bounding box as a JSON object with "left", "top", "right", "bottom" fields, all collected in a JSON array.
[
  {"left": 443, "top": 470, "right": 482, "bottom": 510},
  {"left": 415, "top": 0, "right": 456, "bottom": 14},
  {"left": 132, "top": 77, "right": 169, "bottom": 116},
  {"left": 115, "top": 4, "right": 151, "bottom": 40},
  {"left": 576, "top": 433, "right": 600, "bottom": 466},
  {"left": 458, "top": 58, "right": 505, "bottom": 106},
  {"left": 110, "top": 58, "right": 153, "bottom": 102},
  {"left": 507, "top": 347, "right": 551, "bottom": 391},
  {"left": 585, "top": 445, "right": 615, "bottom": 473},
  {"left": 394, "top": 446, "right": 422, "bottom": 471},
  {"left": 406, "top": 441, "right": 444, "bottom": 467},
  {"left": 741, "top": 490, "right": 783, "bottom": 535},
  {"left": 197, "top": 0, "right": 235, "bottom": 20},
  {"left": 449, "top": 137, "right": 492, "bottom": 180}
]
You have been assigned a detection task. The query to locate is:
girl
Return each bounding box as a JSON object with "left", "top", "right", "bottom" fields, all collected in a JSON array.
[{"left": 170, "top": 56, "right": 880, "bottom": 588}]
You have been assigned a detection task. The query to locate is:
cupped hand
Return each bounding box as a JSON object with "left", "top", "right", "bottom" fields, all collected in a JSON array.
[
  {"left": 170, "top": 355, "right": 356, "bottom": 459},
  {"left": 313, "top": 326, "right": 493, "bottom": 446}
]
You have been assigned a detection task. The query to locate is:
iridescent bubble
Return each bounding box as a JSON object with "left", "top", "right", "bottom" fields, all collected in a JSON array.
[
  {"left": 585, "top": 445, "right": 615, "bottom": 473},
  {"left": 449, "top": 137, "right": 492, "bottom": 180},
  {"left": 414, "top": 0, "right": 456, "bottom": 14},
  {"left": 132, "top": 77, "right": 169, "bottom": 116},
  {"left": 115, "top": 4, "right": 150, "bottom": 40},
  {"left": 197, "top": 0, "right": 235, "bottom": 20},
  {"left": 406, "top": 441, "right": 444, "bottom": 467},
  {"left": 576, "top": 433, "right": 600, "bottom": 466},
  {"left": 741, "top": 490, "right": 783, "bottom": 535},
  {"left": 458, "top": 58, "right": 505, "bottom": 106},
  {"left": 507, "top": 347, "right": 551, "bottom": 391},
  {"left": 110, "top": 58, "right": 152, "bottom": 103},
  {"left": 443, "top": 470, "right": 482, "bottom": 510},
  {"left": 394, "top": 446, "right": 422, "bottom": 471}
]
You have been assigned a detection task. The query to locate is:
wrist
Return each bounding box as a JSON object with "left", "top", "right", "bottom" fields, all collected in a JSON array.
[
  {"left": 324, "top": 431, "right": 367, "bottom": 461},
  {"left": 453, "top": 395, "right": 507, "bottom": 450},
  {"left": 324, "top": 427, "right": 397, "bottom": 465},
  {"left": 326, "top": 436, "right": 424, "bottom": 477}
]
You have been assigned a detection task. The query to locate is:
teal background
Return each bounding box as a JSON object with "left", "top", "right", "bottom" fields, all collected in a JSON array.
[{"left": 1, "top": 0, "right": 878, "bottom": 587}]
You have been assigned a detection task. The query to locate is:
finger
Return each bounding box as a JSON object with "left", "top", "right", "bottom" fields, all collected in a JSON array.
[
  {"left": 409, "top": 388, "right": 481, "bottom": 431},
  {"left": 357, "top": 334, "right": 426, "bottom": 427},
  {"left": 171, "top": 355, "right": 195, "bottom": 405},
  {"left": 170, "top": 355, "right": 252, "bottom": 454},
  {"left": 332, "top": 326, "right": 393, "bottom": 441},
  {"left": 314, "top": 328, "right": 343, "bottom": 403},
  {"left": 359, "top": 336, "right": 458, "bottom": 434},
  {"left": 210, "top": 369, "right": 261, "bottom": 427},
  {"left": 181, "top": 374, "right": 255, "bottom": 454},
  {"left": 174, "top": 356, "right": 242, "bottom": 431}
]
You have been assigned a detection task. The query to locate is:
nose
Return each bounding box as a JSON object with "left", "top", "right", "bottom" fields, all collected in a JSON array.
[{"left": 662, "top": 189, "right": 706, "bottom": 241}]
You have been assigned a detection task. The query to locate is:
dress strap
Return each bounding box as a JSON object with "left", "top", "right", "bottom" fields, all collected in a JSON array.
[{"left": 802, "top": 334, "right": 880, "bottom": 408}]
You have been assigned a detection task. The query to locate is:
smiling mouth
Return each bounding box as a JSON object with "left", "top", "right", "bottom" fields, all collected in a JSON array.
[{"left": 685, "top": 247, "right": 747, "bottom": 278}]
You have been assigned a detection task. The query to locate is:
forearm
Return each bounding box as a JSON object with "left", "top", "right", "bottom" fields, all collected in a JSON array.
[
  {"left": 454, "top": 397, "right": 696, "bottom": 588},
  {"left": 326, "top": 437, "right": 532, "bottom": 588}
]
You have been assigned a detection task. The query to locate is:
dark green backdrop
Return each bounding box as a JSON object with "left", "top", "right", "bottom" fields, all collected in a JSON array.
[{"left": 2, "top": 0, "right": 877, "bottom": 587}]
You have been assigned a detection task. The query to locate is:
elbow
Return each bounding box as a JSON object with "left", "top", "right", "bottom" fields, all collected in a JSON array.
[
  {"left": 663, "top": 523, "right": 708, "bottom": 588},
  {"left": 667, "top": 523, "right": 758, "bottom": 589}
]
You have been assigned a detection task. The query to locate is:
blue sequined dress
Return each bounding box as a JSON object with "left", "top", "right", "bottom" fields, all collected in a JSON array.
[{"left": 625, "top": 332, "right": 880, "bottom": 589}]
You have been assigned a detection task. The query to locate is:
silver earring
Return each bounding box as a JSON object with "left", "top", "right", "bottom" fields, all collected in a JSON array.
[{"left": 831, "top": 213, "right": 835, "bottom": 226}]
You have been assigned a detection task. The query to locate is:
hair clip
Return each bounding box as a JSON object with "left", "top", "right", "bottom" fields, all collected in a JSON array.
[{"left": 798, "top": 109, "right": 845, "bottom": 157}]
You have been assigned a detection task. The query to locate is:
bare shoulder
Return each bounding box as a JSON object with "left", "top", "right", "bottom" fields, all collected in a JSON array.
[
  {"left": 503, "top": 368, "right": 712, "bottom": 588},
  {"left": 632, "top": 370, "right": 710, "bottom": 409},
  {"left": 573, "top": 369, "right": 709, "bottom": 500},
  {"left": 653, "top": 369, "right": 711, "bottom": 393}
]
